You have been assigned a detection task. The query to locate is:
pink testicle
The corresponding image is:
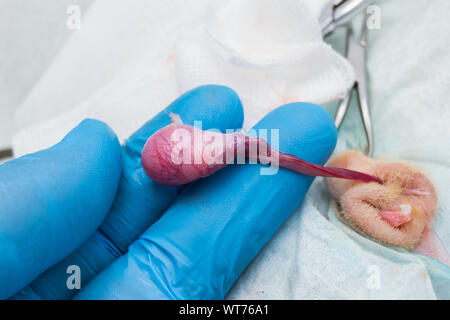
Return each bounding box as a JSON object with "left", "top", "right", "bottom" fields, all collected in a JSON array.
[{"left": 141, "top": 118, "right": 382, "bottom": 187}]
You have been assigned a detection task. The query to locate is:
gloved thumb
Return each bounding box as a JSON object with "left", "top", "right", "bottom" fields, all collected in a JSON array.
[{"left": 0, "top": 119, "right": 122, "bottom": 299}]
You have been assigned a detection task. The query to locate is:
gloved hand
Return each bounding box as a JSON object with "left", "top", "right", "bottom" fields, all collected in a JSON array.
[
  {"left": 3, "top": 85, "right": 337, "bottom": 300},
  {"left": 7, "top": 85, "right": 243, "bottom": 300},
  {"left": 0, "top": 117, "right": 122, "bottom": 299}
]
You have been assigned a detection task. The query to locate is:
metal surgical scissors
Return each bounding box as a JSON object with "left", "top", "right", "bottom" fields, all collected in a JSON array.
[{"left": 320, "top": 0, "right": 374, "bottom": 156}]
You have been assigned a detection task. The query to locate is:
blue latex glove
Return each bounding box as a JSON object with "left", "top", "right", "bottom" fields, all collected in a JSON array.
[
  {"left": 4, "top": 85, "right": 337, "bottom": 299},
  {"left": 74, "top": 101, "right": 337, "bottom": 299},
  {"left": 0, "top": 119, "right": 122, "bottom": 299},
  {"left": 7, "top": 85, "right": 244, "bottom": 299}
]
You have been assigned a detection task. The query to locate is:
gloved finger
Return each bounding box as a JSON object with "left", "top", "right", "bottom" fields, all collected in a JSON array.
[
  {"left": 19, "top": 85, "right": 244, "bottom": 299},
  {"left": 101, "top": 85, "right": 244, "bottom": 253},
  {"left": 74, "top": 102, "right": 337, "bottom": 299},
  {"left": 0, "top": 119, "right": 122, "bottom": 299}
]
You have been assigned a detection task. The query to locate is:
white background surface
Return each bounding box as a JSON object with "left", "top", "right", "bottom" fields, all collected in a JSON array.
[{"left": 0, "top": 0, "right": 93, "bottom": 149}]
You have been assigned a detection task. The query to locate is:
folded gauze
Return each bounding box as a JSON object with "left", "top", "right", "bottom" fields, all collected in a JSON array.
[
  {"left": 13, "top": 0, "right": 354, "bottom": 156},
  {"left": 175, "top": 0, "right": 354, "bottom": 128}
]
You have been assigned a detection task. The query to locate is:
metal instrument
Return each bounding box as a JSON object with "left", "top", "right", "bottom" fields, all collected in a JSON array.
[{"left": 320, "top": 0, "right": 374, "bottom": 156}]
